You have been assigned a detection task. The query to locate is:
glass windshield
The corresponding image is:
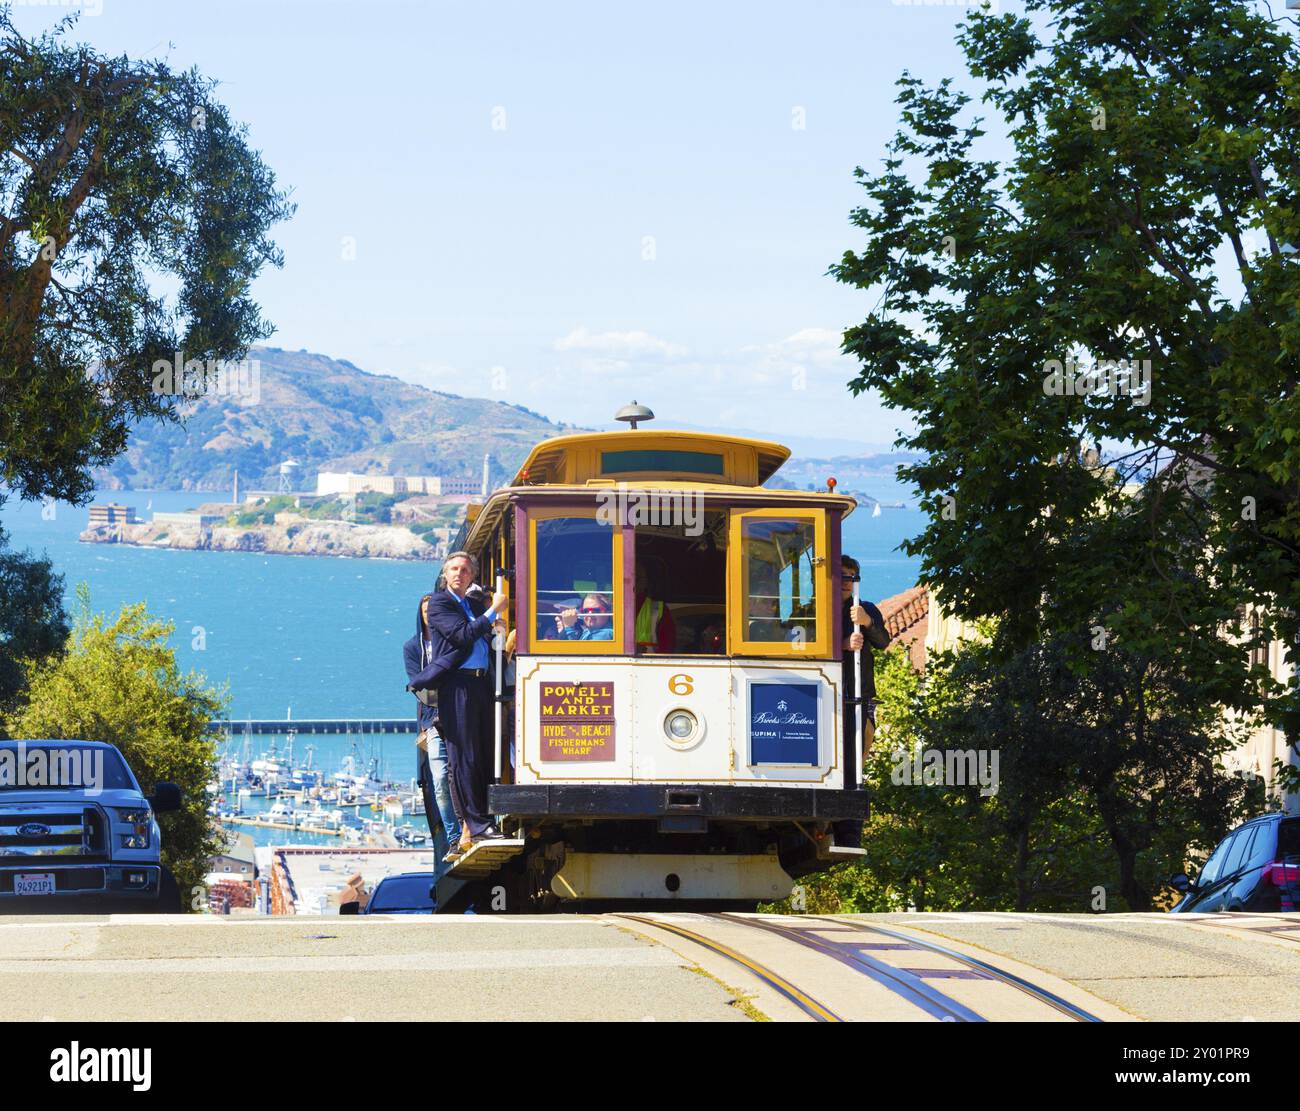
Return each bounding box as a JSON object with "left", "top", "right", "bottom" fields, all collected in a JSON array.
[
  {"left": 535, "top": 517, "right": 617, "bottom": 645},
  {"left": 742, "top": 518, "right": 818, "bottom": 647},
  {"left": 368, "top": 875, "right": 435, "bottom": 912},
  {"left": 0, "top": 743, "right": 135, "bottom": 791}
]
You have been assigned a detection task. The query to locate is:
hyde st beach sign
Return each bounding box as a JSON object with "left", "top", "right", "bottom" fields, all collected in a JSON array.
[{"left": 539, "top": 682, "right": 616, "bottom": 762}]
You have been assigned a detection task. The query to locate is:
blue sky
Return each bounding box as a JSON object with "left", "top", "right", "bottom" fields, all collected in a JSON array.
[{"left": 12, "top": 0, "right": 1005, "bottom": 446}]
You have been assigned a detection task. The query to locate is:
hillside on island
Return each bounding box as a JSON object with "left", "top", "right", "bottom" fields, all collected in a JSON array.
[{"left": 94, "top": 346, "right": 573, "bottom": 492}]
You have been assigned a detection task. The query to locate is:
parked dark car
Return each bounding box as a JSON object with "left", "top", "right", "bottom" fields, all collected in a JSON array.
[
  {"left": 1169, "top": 814, "right": 1300, "bottom": 913},
  {"left": 361, "top": 872, "right": 435, "bottom": 915}
]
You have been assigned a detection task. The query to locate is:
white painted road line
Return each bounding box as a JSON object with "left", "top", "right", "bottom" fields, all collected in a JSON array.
[{"left": 0, "top": 946, "right": 686, "bottom": 975}]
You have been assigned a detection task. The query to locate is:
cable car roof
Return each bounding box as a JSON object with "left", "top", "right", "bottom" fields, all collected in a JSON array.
[
  {"left": 510, "top": 429, "right": 791, "bottom": 488},
  {"left": 448, "top": 430, "right": 855, "bottom": 557}
]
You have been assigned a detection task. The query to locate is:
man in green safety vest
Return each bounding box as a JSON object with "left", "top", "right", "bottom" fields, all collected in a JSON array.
[{"left": 634, "top": 561, "right": 676, "bottom": 653}]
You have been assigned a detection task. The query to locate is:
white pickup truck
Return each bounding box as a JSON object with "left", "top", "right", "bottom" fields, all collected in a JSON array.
[{"left": 0, "top": 739, "right": 183, "bottom": 912}]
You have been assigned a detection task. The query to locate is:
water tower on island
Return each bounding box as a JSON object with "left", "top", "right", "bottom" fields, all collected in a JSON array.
[{"left": 278, "top": 459, "right": 299, "bottom": 495}]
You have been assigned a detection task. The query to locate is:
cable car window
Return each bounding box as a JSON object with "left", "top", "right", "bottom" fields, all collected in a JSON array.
[
  {"left": 728, "top": 508, "right": 832, "bottom": 657},
  {"left": 532, "top": 515, "right": 619, "bottom": 650},
  {"left": 601, "top": 450, "right": 724, "bottom": 476},
  {"left": 742, "top": 518, "right": 818, "bottom": 647},
  {"left": 633, "top": 512, "right": 727, "bottom": 655}
]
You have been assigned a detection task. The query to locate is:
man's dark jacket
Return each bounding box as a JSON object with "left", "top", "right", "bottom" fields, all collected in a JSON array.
[
  {"left": 402, "top": 602, "right": 447, "bottom": 732},
  {"left": 842, "top": 598, "right": 890, "bottom": 705},
  {"left": 403, "top": 589, "right": 495, "bottom": 710}
]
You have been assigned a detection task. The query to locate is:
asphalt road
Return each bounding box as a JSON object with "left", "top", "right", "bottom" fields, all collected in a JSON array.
[{"left": 0, "top": 910, "right": 1295, "bottom": 1022}]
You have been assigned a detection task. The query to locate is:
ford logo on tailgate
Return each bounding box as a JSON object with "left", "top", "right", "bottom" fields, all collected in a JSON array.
[{"left": 16, "top": 823, "right": 50, "bottom": 837}]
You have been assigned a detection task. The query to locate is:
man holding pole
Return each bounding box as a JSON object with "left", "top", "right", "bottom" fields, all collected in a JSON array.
[
  {"left": 835, "top": 554, "right": 890, "bottom": 848},
  {"left": 423, "top": 551, "right": 510, "bottom": 850}
]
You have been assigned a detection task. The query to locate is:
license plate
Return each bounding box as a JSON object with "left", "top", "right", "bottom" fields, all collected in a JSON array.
[{"left": 15, "top": 873, "right": 55, "bottom": 896}]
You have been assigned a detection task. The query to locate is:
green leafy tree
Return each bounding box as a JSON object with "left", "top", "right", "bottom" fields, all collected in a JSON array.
[
  {"left": 833, "top": 0, "right": 1300, "bottom": 758},
  {"left": 0, "top": 9, "right": 294, "bottom": 505},
  {"left": 3, "top": 586, "right": 226, "bottom": 902},
  {"left": 0, "top": 523, "right": 66, "bottom": 722},
  {"left": 788, "top": 633, "right": 1256, "bottom": 915}
]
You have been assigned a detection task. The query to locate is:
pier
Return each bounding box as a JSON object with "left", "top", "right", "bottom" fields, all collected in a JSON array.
[{"left": 206, "top": 717, "right": 417, "bottom": 735}]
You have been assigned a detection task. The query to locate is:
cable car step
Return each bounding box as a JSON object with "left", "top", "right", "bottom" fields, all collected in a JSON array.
[
  {"left": 826, "top": 845, "right": 867, "bottom": 858},
  {"left": 449, "top": 838, "right": 526, "bottom": 877}
]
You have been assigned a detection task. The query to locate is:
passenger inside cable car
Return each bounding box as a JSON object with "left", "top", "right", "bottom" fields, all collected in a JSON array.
[
  {"left": 632, "top": 516, "right": 722, "bottom": 654},
  {"left": 552, "top": 593, "right": 614, "bottom": 640},
  {"left": 534, "top": 516, "right": 618, "bottom": 643}
]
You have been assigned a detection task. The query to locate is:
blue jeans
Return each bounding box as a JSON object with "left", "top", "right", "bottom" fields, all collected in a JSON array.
[{"left": 428, "top": 729, "right": 461, "bottom": 854}]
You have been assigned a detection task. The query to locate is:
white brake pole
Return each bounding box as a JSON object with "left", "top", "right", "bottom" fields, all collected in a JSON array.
[
  {"left": 853, "top": 581, "right": 864, "bottom": 780},
  {"left": 493, "top": 571, "right": 505, "bottom": 785}
]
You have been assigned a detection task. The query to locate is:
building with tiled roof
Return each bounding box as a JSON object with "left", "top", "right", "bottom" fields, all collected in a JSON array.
[{"left": 877, "top": 584, "right": 929, "bottom": 671}]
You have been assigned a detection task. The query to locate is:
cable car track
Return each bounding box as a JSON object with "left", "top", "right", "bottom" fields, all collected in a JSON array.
[
  {"left": 800, "top": 916, "right": 1103, "bottom": 1022},
  {"left": 611, "top": 913, "right": 845, "bottom": 1022},
  {"left": 614, "top": 912, "right": 1106, "bottom": 1022},
  {"left": 615, "top": 912, "right": 985, "bottom": 1022},
  {"left": 702, "top": 913, "right": 986, "bottom": 1022}
]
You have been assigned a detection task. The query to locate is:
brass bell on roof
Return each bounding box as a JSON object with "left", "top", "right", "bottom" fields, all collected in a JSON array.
[{"left": 614, "top": 401, "right": 655, "bottom": 430}]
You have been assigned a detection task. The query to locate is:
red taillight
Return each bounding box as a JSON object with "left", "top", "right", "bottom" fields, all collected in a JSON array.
[
  {"left": 1264, "top": 862, "right": 1300, "bottom": 910},
  {"left": 1264, "top": 862, "right": 1300, "bottom": 885}
]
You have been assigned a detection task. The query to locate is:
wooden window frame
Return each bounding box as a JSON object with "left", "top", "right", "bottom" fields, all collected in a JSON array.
[
  {"left": 727, "top": 507, "right": 832, "bottom": 658},
  {"left": 527, "top": 505, "right": 626, "bottom": 655}
]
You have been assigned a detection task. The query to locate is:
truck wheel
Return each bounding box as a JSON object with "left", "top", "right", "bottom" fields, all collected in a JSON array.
[{"left": 152, "top": 867, "right": 183, "bottom": 913}]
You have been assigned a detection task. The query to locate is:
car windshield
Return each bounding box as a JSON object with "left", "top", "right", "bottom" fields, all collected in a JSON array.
[
  {"left": 367, "top": 875, "right": 434, "bottom": 912},
  {"left": 0, "top": 743, "right": 136, "bottom": 792}
]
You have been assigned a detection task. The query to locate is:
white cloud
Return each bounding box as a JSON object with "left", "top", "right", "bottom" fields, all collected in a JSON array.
[
  {"left": 554, "top": 326, "right": 687, "bottom": 360},
  {"left": 741, "top": 327, "right": 844, "bottom": 364}
]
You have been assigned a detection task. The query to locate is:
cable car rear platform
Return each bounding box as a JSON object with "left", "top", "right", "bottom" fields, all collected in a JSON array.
[
  {"left": 450, "top": 838, "right": 528, "bottom": 877},
  {"left": 488, "top": 784, "right": 868, "bottom": 822}
]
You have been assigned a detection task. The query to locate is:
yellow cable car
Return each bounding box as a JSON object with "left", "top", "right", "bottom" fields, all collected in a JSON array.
[{"left": 447, "top": 406, "right": 867, "bottom": 910}]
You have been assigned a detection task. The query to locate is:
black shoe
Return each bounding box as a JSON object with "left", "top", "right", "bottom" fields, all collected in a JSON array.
[{"left": 475, "top": 824, "right": 506, "bottom": 842}]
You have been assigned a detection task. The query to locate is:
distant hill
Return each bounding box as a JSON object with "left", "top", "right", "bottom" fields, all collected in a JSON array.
[
  {"left": 774, "top": 452, "right": 921, "bottom": 501},
  {"left": 95, "top": 347, "right": 575, "bottom": 492}
]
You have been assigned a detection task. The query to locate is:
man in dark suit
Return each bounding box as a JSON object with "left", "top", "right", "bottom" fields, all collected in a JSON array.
[
  {"left": 422, "top": 551, "right": 509, "bottom": 851},
  {"left": 836, "top": 554, "right": 891, "bottom": 847},
  {"left": 404, "top": 593, "right": 467, "bottom": 873}
]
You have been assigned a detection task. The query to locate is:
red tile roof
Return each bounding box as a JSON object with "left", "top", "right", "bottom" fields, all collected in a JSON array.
[{"left": 877, "top": 584, "right": 928, "bottom": 671}]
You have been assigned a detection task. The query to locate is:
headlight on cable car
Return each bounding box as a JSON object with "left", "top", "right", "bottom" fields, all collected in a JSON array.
[{"left": 665, "top": 710, "right": 697, "bottom": 741}]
